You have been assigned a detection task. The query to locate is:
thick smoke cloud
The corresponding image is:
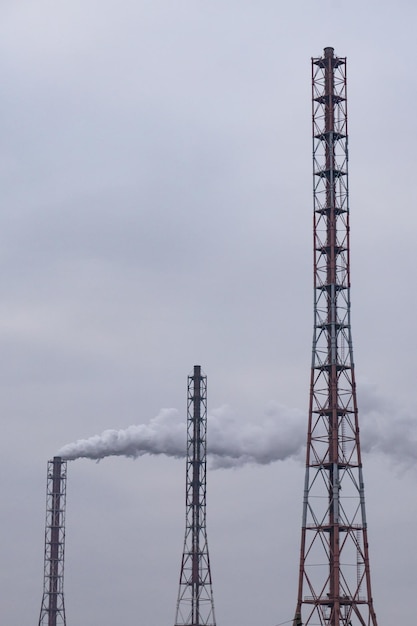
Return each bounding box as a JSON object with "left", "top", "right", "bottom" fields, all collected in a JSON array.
[
  {"left": 207, "top": 405, "right": 305, "bottom": 468},
  {"left": 58, "top": 408, "right": 185, "bottom": 462},
  {"left": 57, "top": 385, "right": 417, "bottom": 470},
  {"left": 359, "top": 384, "right": 417, "bottom": 470},
  {"left": 57, "top": 404, "right": 306, "bottom": 468}
]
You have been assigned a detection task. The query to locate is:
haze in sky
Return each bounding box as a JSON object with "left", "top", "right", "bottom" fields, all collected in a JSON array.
[{"left": 0, "top": 2, "right": 417, "bottom": 626}]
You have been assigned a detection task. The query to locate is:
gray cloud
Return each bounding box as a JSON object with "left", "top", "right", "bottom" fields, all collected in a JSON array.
[
  {"left": 1, "top": 2, "right": 417, "bottom": 626},
  {"left": 360, "top": 384, "right": 417, "bottom": 470},
  {"left": 57, "top": 404, "right": 306, "bottom": 466}
]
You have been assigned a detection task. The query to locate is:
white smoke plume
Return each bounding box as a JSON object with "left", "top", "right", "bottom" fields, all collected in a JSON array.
[
  {"left": 57, "top": 404, "right": 306, "bottom": 468},
  {"left": 57, "top": 385, "right": 417, "bottom": 470},
  {"left": 208, "top": 404, "right": 305, "bottom": 468},
  {"left": 58, "top": 408, "right": 186, "bottom": 462},
  {"left": 359, "top": 383, "right": 417, "bottom": 470}
]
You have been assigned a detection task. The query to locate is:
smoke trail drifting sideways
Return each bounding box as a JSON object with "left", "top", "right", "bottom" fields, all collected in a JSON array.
[
  {"left": 57, "top": 405, "right": 306, "bottom": 467},
  {"left": 57, "top": 385, "right": 417, "bottom": 468},
  {"left": 359, "top": 383, "right": 417, "bottom": 470},
  {"left": 207, "top": 404, "right": 305, "bottom": 468},
  {"left": 58, "top": 409, "right": 185, "bottom": 461}
]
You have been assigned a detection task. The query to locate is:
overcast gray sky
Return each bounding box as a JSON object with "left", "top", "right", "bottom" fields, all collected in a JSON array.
[{"left": 1, "top": 1, "right": 416, "bottom": 625}]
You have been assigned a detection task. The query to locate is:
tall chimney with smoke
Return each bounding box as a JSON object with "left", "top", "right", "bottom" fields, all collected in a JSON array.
[
  {"left": 38, "top": 456, "right": 67, "bottom": 626},
  {"left": 174, "top": 366, "right": 216, "bottom": 626}
]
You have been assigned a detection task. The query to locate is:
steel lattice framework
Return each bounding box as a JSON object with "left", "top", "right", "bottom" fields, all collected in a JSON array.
[
  {"left": 174, "top": 365, "right": 216, "bottom": 626},
  {"left": 39, "top": 456, "right": 67, "bottom": 626},
  {"left": 293, "top": 48, "right": 378, "bottom": 626}
]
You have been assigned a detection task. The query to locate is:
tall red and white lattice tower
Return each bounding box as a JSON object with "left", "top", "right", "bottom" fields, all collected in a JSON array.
[
  {"left": 174, "top": 365, "right": 216, "bottom": 626},
  {"left": 38, "top": 456, "right": 67, "bottom": 626},
  {"left": 293, "top": 48, "right": 378, "bottom": 626}
]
